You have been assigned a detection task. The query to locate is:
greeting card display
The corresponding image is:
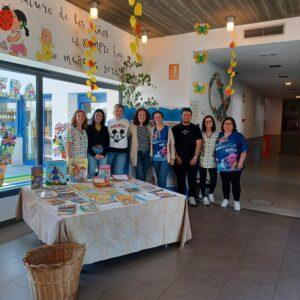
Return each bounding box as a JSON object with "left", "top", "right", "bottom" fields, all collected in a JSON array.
[{"left": 45, "top": 160, "right": 67, "bottom": 186}]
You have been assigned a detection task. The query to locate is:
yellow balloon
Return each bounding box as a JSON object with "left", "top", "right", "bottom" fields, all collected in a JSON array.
[{"left": 134, "top": 2, "right": 142, "bottom": 16}]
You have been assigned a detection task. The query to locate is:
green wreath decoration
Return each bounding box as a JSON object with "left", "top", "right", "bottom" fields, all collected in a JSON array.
[{"left": 208, "top": 73, "right": 231, "bottom": 122}]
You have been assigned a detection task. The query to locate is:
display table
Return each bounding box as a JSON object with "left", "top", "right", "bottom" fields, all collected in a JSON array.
[{"left": 16, "top": 180, "right": 192, "bottom": 264}]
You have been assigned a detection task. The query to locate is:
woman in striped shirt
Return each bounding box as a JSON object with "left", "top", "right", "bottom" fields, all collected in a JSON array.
[{"left": 130, "top": 108, "right": 152, "bottom": 181}]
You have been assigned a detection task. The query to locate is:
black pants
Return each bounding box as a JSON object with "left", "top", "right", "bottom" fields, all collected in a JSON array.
[
  {"left": 199, "top": 167, "right": 217, "bottom": 197},
  {"left": 220, "top": 171, "right": 242, "bottom": 201},
  {"left": 175, "top": 162, "right": 198, "bottom": 198}
]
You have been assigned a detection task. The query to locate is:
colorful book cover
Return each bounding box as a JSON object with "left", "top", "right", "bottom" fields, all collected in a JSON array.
[
  {"left": 134, "top": 193, "right": 160, "bottom": 202},
  {"left": 58, "top": 191, "right": 78, "bottom": 199},
  {"left": 46, "top": 160, "right": 67, "bottom": 186},
  {"left": 97, "top": 165, "right": 111, "bottom": 183},
  {"left": 68, "top": 158, "right": 88, "bottom": 183},
  {"left": 80, "top": 203, "right": 98, "bottom": 213},
  {"left": 57, "top": 204, "right": 76, "bottom": 215},
  {"left": 31, "top": 165, "right": 43, "bottom": 189}
]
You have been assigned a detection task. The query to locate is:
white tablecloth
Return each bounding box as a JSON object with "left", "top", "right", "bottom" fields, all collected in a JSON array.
[{"left": 16, "top": 184, "right": 192, "bottom": 264}]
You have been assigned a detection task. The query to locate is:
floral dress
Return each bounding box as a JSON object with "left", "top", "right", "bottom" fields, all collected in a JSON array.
[{"left": 65, "top": 126, "right": 88, "bottom": 159}]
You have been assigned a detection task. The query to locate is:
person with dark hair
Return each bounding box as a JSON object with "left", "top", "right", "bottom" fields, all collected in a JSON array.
[
  {"left": 199, "top": 115, "right": 218, "bottom": 205},
  {"left": 66, "top": 110, "right": 88, "bottom": 160},
  {"left": 130, "top": 108, "right": 152, "bottom": 181},
  {"left": 150, "top": 111, "right": 175, "bottom": 188},
  {"left": 172, "top": 108, "right": 203, "bottom": 206},
  {"left": 6, "top": 8, "right": 29, "bottom": 56},
  {"left": 107, "top": 104, "right": 130, "bottom": 175},
  {"left": 216, "top": 117, "right": 248, "bottom": 211},
  {"left": 86, "top": 109, "right": 109, "bottom": 178}
]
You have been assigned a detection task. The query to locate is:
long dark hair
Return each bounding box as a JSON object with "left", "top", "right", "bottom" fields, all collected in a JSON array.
[
  {"left": 133, "top": 108, "right": 150, "bottom": 126},
  {"left": 91, "top": 109, "right": 105, "bottom": 127},
  {"left": 202, "top": 115, "right": 216, "bottom": 132},
  {"left": 221, "top": 117, "right": 237, "bottom": 132},
  {"left": 14, "top": 9, "right": 29, "bottom": 37}
]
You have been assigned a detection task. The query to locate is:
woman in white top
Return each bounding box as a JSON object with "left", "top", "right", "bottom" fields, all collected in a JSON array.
[
  {"left": 107, "top": 104, "right": 130, "bottom": 175},
  {"left": 199, "top": 115, "right": 218, "bottom": 205}
]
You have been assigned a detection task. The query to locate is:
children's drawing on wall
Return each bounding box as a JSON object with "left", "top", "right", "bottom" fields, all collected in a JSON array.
[
  {"left": 0, "top": 6, "right": 29, "bottom": 57},
  {"left": 208, "top": 73, "right": 231, "bottom": 122},
  {"left": 36, "top": 28, "right": 57, "bottom": 62},
  {"left": 9, "top": 79, "right": 21, "bottom": 100}
]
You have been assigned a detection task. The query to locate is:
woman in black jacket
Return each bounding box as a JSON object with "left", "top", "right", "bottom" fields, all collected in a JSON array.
[{"left": 86, "top": 109, "right": 109, "bottom": 178}]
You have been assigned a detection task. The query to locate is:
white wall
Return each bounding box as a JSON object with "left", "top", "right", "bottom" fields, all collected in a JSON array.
[{"left": 264, "top": 99, "right": 283, "bottom": 135}]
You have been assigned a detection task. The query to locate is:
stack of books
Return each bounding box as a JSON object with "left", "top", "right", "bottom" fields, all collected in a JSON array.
[{"left": 57, "top": 204, "right": 76, "bottom": 215}]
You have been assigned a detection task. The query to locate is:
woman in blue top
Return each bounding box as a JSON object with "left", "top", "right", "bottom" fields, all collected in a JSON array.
[{"left": 215, "top": 117, "right": 248, "bottom": 211}]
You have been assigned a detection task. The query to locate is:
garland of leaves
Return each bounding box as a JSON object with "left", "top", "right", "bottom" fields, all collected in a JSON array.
[
  {"left": 84, "top": 19, "right": 98, "bottom": 102},
  {"left": 225, "top": 38, "right": 237, "bottom": 97},
  {"left": 119, "top": 56, "right": 157, "bottom": 108},
  {"left": 129, "top": 0, "right": 143, "bottom": 63}
]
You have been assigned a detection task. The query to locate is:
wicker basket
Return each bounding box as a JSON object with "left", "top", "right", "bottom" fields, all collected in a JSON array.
[{"left": 23, "top": 243, "right": 85, "bottom": 300}]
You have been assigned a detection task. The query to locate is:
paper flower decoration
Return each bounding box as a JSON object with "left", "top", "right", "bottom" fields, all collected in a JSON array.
[
  {"left": 0, "top": 123, "right": 16, "bottom": 159},
  {"left": 193, "top": 82, "right": 207, "bottom": 95},
  {"left": 225, "top": 40, "right": 237, "bottom": 96},
  {"left": 84, "top": 20, "right": 99, "bottom": 102},
  {"left": 129, "top": 0, "right": 143, "bottom": 62},
  {"left": 193, "top": 51, "right": 208, "bottom": 64},
  {"left": 194, "top": 22, "right": 210, "bottom": 35}
]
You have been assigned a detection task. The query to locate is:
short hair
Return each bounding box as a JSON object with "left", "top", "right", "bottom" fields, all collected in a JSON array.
[
  {"left": 71, "top": 109, "right": 87, "bottom": 129},
  {"left": 202, "top": 115, "right": 216, "bottom": 132},
  {"left": 152, "top": 110, "right": 164, "bottom": 119},
  {"left": 181, "top": 107, "right": 193, "bottom": 115},
  {"left": 221, "top": 117, "right": 237, "bottom": 132},
  {"left": 91, "top": 109, "right": 105, "bottom": 127},
  {"left": 133, "top": 108, "right": 150, "bottom": 126},
  {"left": 114, "top": 104, "right": 124, "bottom": 113}
]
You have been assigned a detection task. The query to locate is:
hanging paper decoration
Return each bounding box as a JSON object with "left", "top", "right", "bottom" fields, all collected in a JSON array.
[
  {"left": 0, "top": 77, "right": 8, "bottom": 97},
  {"left": 0, "top": 6, "right": 13, "bottom": 31},
  {"left": 225, "top": 39, "right": 237, "bottom": 97},
  {"left": 84, "top": 20, "right": 98, "bottom": 102},
  {"left": 52, "top": 123, "right": 69, "bottom": 159},
  {"left": 24, "top": 83, "right": 35, "bottom": 100},
  {"left": 193, "top": 51, "right": 208, "bottom": 64},
  {"left": 193, "top": 82, "right": 207, "bottom": 95},
  {"left": 129, "top": 0, "right": 143, "bottom": 62},
  {"left": 0, "top": 122, "right": 16, "bottom": 166},
  {"left": 9, "top": 79, "right": 21, "bottom": 100},
  {"left": 194, "top": 22, "right": 210, "bottom": 35}
]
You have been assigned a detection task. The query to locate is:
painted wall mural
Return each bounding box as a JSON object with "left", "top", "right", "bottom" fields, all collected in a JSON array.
[
  {"left": 0, "top": 0, "right": 131, "bottom": 81},
  {"left": 208, "top": 73, "right": 231, "bottom": 122}
]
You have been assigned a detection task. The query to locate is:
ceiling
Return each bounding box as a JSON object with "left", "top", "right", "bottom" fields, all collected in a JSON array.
[
  {"left": 208, "top": 40, "right": 300, "bottom": 99},
  {"left": 66, "top": 0, "right": 300, "bottom": 38}
]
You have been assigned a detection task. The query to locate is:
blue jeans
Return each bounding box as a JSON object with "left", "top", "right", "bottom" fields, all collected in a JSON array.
[
  {"left": 153, "top": 160, "right": 169, "bottom": 188},
  {"left": 135, "top": 151, "right": 151, "bottom": 181},
  {"left": 87, "top": 154, "right": 108, "bottom": 179},
  {"left": 107, "top": 152, "right": 128, "bottom": 175}
]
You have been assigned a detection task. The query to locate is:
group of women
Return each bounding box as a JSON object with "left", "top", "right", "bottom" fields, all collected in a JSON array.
[{"left": 65, "top": 104, "right": 248, "bottom": 211}]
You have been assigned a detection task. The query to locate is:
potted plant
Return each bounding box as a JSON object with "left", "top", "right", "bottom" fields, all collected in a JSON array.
[{"left": 118, "top": 56, "right": 157, "bottom": 108}]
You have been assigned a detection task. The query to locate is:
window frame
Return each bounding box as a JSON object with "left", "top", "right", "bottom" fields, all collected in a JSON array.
[{"left": 0, "top": 60, "right": 121, "bottom": 197}]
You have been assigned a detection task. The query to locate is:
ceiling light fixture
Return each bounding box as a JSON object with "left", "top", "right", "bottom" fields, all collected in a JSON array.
[
  {"left": 90, "top": 1, "right": 99, "bottom": 19},
  {"left": 285, "top": 82, "right": 292, "bottom": 86},
  {"left": 141, "top": 30, "right": 148, "bottom": 44},
  {"left": 226, "top": 16, "right": 235, "bottom": 32}
]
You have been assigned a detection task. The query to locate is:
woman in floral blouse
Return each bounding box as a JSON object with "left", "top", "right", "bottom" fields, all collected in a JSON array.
[{"left": 65, "top": 110, "right": 88, "bottom": 160}]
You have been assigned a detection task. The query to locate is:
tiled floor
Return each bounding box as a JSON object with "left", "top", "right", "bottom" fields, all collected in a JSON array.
[{"left": 1, "top": 206, "right": 300, "bottom": 300}]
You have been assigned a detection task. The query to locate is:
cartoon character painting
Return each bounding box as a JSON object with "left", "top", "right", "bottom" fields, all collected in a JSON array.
[
  {"left": 48, "top": 166, "right": 65, "bottom": 185},
  {"left": 9, "top": 79, "right": 21, "bottom": 100},
  {"left": 36, "top": 28, "right": 57, "bottom": 62},
  {"left": 0, "top": 77, "right": 8, "bottom": 97}
]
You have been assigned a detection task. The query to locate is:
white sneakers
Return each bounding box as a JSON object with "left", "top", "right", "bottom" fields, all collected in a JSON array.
[
  {"left": 221, "top": 199, "right": 229, "bottom": 207},
  {"left": 208, "top": 194, "right": 214, "bottom": 203},
  {"left": 203, "top": 197, "right": 210, "bottom": 206},
  {"left": 234, "top": 201, "right": 241, "bottom": 211},
  {"left": 188, "top": 196, "right": 197, "bottom": 206},
  {"left": 221, "top": 199, "right": 241, "bottom": 211}
]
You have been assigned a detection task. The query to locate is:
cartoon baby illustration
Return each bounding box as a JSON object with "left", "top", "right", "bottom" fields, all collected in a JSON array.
[
  {"left": 6, "top": 9, "right": 29, "bottom": 56},
  {"left": 36, "top": 28, "right": 57, "bottom": 62}
]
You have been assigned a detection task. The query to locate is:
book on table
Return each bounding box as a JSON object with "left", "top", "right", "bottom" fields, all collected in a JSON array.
[
  {"left": 68, "top": 158, "right": 88, "bottom": 183},
  {"left": 45, "top": 160, "right": 67, "bottom": 186},
  {"left": 31, "top": 165, "right": 43, "bottom": 189}
]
